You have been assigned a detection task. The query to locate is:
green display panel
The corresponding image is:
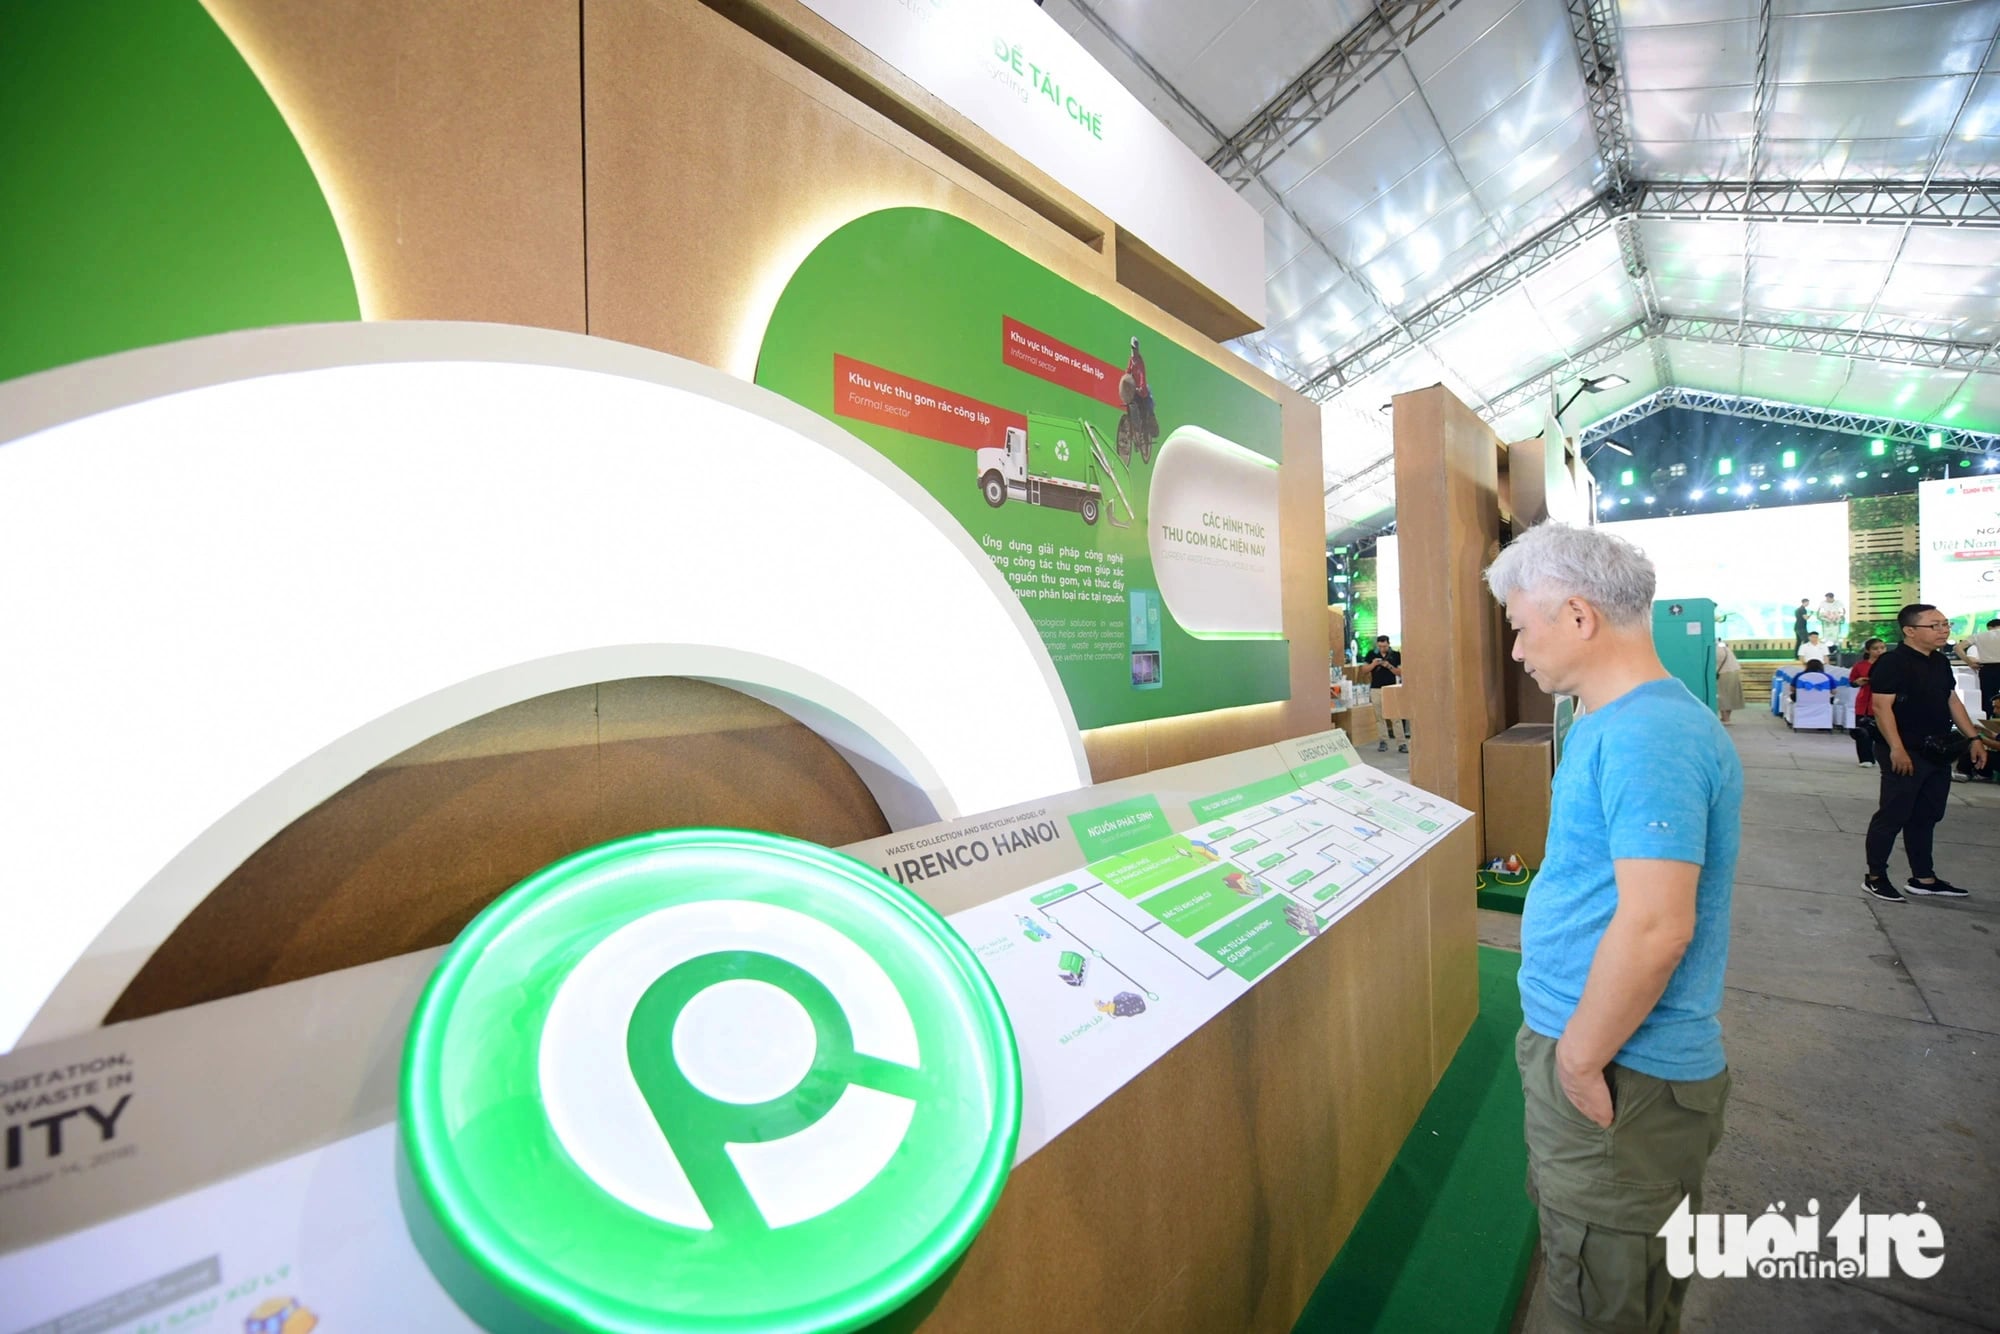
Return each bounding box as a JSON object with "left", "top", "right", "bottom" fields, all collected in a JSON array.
[
  {"left": 755, "top": 208, "right": 1286, "bottom": 729},
  {"left": 0, "top": 0, "right": 359, "bottom": 384},
  {"left": 399, "top": 829, "right": 1020, "bottom": 1333}
]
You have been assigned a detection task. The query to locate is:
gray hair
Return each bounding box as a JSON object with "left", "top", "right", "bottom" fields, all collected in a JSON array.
[{"left": 1484, "top": 523, "right": 1655, "bottom": 626}]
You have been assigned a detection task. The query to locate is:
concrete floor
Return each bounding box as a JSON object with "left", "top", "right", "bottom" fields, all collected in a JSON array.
[{"left": 1470, "top": 712, "right": 2000, "bottom": 1333}]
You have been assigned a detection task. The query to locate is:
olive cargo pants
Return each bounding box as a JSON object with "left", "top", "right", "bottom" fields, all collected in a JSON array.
[{"left": 1516, "top": 1026, "right": 1731, "bottom": 1333}]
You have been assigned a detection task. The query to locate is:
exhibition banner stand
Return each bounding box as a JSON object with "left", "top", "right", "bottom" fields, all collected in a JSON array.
[{"left": 0, "top": 732, "right": 1466, "bottom": 1334}]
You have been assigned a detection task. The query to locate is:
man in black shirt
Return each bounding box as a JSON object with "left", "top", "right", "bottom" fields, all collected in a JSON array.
[
  {"left": 1863, "top": 603, "right": 1990, "bottom": 903},
  {"left": 1366, "top": 634, "right": 1407, "bottom": 753}
]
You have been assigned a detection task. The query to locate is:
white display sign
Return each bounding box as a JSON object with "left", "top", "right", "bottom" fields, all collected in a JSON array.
[
  {"left": 1145, "top": 426, "right": 1283, "bottom": 636},
  {"left": 1375, "top": 534, "right": 1403, "bottom": 645},
  {"left": 1918, "top": 476, "right": 2000, "bottom": 630},
  {"left": 796, "top": 0, "right": 1266, "bottom": 324}
]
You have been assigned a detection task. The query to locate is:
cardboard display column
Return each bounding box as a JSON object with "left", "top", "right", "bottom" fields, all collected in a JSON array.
[{"left": 1391, "top": 384, "right": 1506, "bottom": 1080}]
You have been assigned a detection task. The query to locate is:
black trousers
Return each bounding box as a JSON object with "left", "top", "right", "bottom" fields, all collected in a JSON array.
[
  {"left": 1865, "top": 740, "right": 1953, "bottom": 880},
  {"left": 1851, "top": 719, "right": 1876, "bottom": 764},
  {"left": 1981, "top": 664, "right": 2000, "bottom": 719}
]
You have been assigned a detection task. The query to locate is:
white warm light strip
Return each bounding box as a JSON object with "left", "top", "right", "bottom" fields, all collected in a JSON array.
[{"left": 0, "top": 323, "right": 1088, "bottom": 1052}]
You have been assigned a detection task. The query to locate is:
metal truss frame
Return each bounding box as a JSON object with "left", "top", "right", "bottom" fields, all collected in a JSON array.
[
  {"left": 1576, "top": 387, "right": 2000, "bottom": 456},
  {"left": 1301, "top": 177, "right": 2000, "bottom": 398},
  {"left": 1485, "top": 320, "right": 1649, "bottom": 420},
  {"left": 1563, "top": 0, "right": 1672, "bottom": 389},
  {"left": 1207, "top": 0, "right": 1466, "bottom": 190},
  {"left": 1302, "top": 195, "right": 1621, "bottom": 392},
  {"left": 1632, "top": 180, "right": 2000, "bottom": 227},
  {"left": 1657, "top": 315, "right": 1993, "bottom": 374}
]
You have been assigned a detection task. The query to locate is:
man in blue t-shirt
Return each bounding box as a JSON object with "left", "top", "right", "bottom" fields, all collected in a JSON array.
[{"left": 1485, "top": 523, "right": 1742, "bottom": 1332}]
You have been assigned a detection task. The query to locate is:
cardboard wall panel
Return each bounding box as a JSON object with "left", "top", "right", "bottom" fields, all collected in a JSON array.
[
  {"left": 580, "top": 0, "right": 1326, "bottom": 781},
  {"left": 201, "top": 0, "right": 586, "bottom": 330}
]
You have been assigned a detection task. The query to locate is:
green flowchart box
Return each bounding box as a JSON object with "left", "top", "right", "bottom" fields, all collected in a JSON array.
[
  {"left": 1198, "top": 898, "right": 1311, "bottom": 981},
  {"left": 1140, "top": 865, "right": 1260, "bottom": 938},
  {"left": 1257, "top": 853, "right": 1287, "bottom": 869},
  {"left": 1068, "top": 795, "right": 1171, "bottom": 861},
  {"left": 1189, "top": 772, "right": 1299, "bottom": 822},
  {"left": 1090, "top": 835, "right": 1220, "bottom": 899}
]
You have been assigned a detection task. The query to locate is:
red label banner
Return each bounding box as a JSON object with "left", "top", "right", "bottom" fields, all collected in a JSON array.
[
  {"left": 1002, "top": 317, "right": 1126, "bottom": 409},
  {"left": 833, "top": 355, "right": 1024, "bottom": 451}
]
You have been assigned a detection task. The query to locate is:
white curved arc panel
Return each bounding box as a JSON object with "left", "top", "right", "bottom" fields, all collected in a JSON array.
[{"left": 0, "top": 322, "right": 1088, "bottom": 1053}]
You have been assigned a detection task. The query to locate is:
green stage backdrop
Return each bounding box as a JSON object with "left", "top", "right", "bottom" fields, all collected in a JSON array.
[{"left": 756, "top": 208, "right": 1287, "bottom": 730}]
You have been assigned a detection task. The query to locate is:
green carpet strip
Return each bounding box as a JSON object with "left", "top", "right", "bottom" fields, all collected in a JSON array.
[
  {"left": 1475, "top": 868, "right": 1533, "bottom": 915},
  {"left": 1293, "top": 947, "right": 1536, "bottom": 1334}
]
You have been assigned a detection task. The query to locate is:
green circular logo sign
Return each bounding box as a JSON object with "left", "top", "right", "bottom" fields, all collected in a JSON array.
[{"left": 397, "top": 829, "right": 1021, "bottom": 1333}]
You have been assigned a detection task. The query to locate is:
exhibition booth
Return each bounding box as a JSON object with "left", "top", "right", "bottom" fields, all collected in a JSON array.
[{"left": 0, "top": 4, "right": 1556, "bottom": 1332}]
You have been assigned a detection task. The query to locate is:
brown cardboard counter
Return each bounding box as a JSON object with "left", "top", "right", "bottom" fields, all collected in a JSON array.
[
  {"left": 1334, "top": 705, "right": 1380, "bottom": 745},
  {"left": 7, "top": 732, "right": 1474, "bottom": 1334},
  {"left": 1481, "top": 724, "right": 1554, "bottom": 868}
]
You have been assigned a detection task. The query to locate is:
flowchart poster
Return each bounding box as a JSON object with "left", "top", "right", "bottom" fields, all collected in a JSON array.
[
  {"left": 756, "top": 207, "right": 1286, "bottom": 729},
  {"left": 948, "top": 758, "right": 1469, "bottom": 1158}
]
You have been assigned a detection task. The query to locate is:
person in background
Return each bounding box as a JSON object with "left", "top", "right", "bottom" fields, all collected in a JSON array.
[
  {"left": 1795, "top": 631, "right": 1830, "bottom": 664},
  {"left": 1794, "top": 598, "right": 1811, "bottom": 651},
  {"left": 1959, "top": 617, "right": 2000, "bottom": 720},
  {"left": 1863, "top": 604, "right": 1990, "bottom": 903},
  {"left": 1715, "top": 639, "right": 1744, "bottom": 724},
  {"left": 1816, "top": 592, "right": 1847, "bottom": 649},
  {"left": 1789, "top": 659, "right": 1832, "bottom": 701},
  {"left": 1484, "top": 523, "right": 1740, "bottom": 1334},
  {"left": 1365, "top": 634, "right": 1408, "bottom": 753},
  {"left": 1848, "top": 638, "right": 1886, "bottom": 766}
]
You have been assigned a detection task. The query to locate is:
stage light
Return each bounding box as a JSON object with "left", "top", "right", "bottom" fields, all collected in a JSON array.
[
  {"left": 1856, "top": 470, "right": 1869, "bottom": 478},
  {"left": 1894, "top": 443, "right": 1917, "bottom": 463},
  {"left": 1806, "top": 476, "right": 1819, "bottom": 483},
  {"left": 1984, "top": 456, "right": 1998, "bottom": 469},
  {"left": 1781, "top": 449, "right": 1797, "bottom": 468},
  {"left": 1620, "top": 468, "right": 1634, "bottom": 486},
  {"left": 1906, "top": 465, "right": 1920, "bottom": 473},
  {"left": 1599, "top": 498, "right": 1614, "bottom": 511},
  {"left": 1869, "top": 440, "right": 1886, "bottom": 456},
  {"left": 1735, "top": 484, "right": 1751, "bottom": 497},
  {"left": 1618, "top": 497, "right": 1630, "bottom": 505},
  {"left": 1643, "top": 495, "right": 1655, "bottom": 504},
  {"left": 1928, "top": 433, "right": 1943, "bottom": 448},
  {"left": 1748, "top": 462, "right": 1767, "bottom": 479},
  {"left": 1689, "top": 488, "right": 1706, "bottom": 500},
  {"left": 1830, "top": 474, "right": 1845, "bottom": 484},
  {"left": 1667, "top": 462, "right": 1686, "bottom": 478},
  {"left": 1717, "top": 458, "right": 1734, "bottom": 476},
  {"left": 1783, "top": 479, "right": 1800, "bottom": 491},
  {"left": 1758, "top": 482, "right": 1771, "bottom": 491}
]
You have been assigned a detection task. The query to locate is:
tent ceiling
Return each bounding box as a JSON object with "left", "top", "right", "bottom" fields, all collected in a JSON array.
[{"left": 1044, "top": 0, "right": 2000, "bottom": 536}]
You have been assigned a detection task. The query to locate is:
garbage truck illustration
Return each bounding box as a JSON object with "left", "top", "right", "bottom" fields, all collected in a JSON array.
[
  {"left": 1057, "top": 949, "right": 1088, "bottom": 986},
  {"left": 977, "top": 412, "right": 1137, "bottom": 528}
]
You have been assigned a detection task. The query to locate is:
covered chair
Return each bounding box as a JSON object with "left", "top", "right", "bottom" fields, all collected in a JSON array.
[{"left": 1787, "top": 672, "right": 1837, "bottom": 730}]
